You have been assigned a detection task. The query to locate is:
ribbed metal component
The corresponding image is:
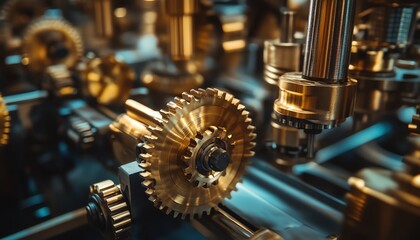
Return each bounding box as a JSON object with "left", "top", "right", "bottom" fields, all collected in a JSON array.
[{"left": 303, "top": 0, "right": 356, "bottom": 83}]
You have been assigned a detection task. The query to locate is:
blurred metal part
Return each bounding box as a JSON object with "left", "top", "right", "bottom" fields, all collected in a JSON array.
[
  {"left": 341, "top": 168, "right": 420, "bottom": 240},
  {"left": 86, "top": 180, "right": 132, "bottom": 240},
  {"left": 45, "top": 64, "right": 77, "bottom": 98},
  {"left": 141, "top": 61, "right": 203, "bottom": 95},
  {"left": 264, "top": 10, "right": 301, "bottom": 89},
  {"left": 137, "top": 88, "right": 255, "bottom": 219},
  {"left": 366, "top": 3, "right": 417, "bottom": 47},
  {"left": 22, "top": 17, "right": 84, "bottom": 74},
  {"left": 67, "top": 115, "right": 96, "bottom": 150},
  {"left": 79, "top": 55, "right": 135, "bottom": 105},
  {"left": 303, "top": 0, "right": 355, "bottom": 83},
  {"left": 0, "top": 94, "right": 10, "bottom": 146},
  {"left": 263, "top": 41, "right": 301, "bottom": 87},
  {"left": 0, "top": 0, "right": 45, "bottom": 35},
  {"left": 92, "top": 0, "right": 114, "bottom": 38},
  {"left": 350, "top": 41, "right": 398, "bottom": 73}
]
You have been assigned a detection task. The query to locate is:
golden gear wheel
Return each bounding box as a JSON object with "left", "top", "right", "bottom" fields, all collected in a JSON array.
[
  {"left": 22, "top": 17, "right": 83, "bottom": 74},
  {"left": 138, "top": 88, "right": 256, "bottom": 219},
  {"left": 0, "top": 94, "right": 10, "bottom": 146}
]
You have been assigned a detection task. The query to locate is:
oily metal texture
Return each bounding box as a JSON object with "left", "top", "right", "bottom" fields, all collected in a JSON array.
[
  {"left": 22, "top": 17, "right": 83, "bottom": 74},
  {"left": 138, "top": 88, "right": 256, "bottom": 219}
]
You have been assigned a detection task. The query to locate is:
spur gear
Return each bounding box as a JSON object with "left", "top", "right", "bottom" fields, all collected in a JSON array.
[
  {"left": 22, "top": 17, "right": 83, "bottom": 74},
  {"left": 0, "top": 94, "right": 10, "bottom": 146},
  {"left": 137, "top": 88, "right": 256, "bottom": 219},
  {"left": 86, "top": 180, "right": 132, "bottom": 240}
]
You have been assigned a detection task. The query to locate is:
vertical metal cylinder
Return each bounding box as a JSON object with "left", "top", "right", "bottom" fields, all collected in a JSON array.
[
  {"left": 166, "top": 0, "right": 198, "bottom": 61},
  {"left": 281, "top": 11, "right": 296, "bottom": 43},
  {"left": 302, "top": 0, "right": 356, "bottom": 83},
  {"left": 93, "top": 0, "right": 114, "bottom": 38}
]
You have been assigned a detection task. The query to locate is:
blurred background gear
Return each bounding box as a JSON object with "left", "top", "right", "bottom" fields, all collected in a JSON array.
[
  {"left": 22, "top": 16, "right": 83, "bottom": 74},
  {"left": 79, "top": 54, "right": 135, "bottom": 105}
]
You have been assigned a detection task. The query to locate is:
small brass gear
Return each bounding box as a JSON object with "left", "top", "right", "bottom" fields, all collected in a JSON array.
[
  {"left": 138, "top": 88, "right": 256, "bottom": 219},
  {"left": 22, "top": 17, "right": 83, "bottom": 74},
  {"left": 87, "top": 180, "right": 132, "bottom": 240},
  {"left": 0, "top": 94, "right": 10, "bottom": 146},
  {"left": 183, "top": 126, "right": 232, "bottom": 187}
]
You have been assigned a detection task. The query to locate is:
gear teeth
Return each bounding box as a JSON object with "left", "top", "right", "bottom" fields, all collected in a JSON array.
[
  {"left": 142, "top": 179, "right": 154, "bottom": 188},
  {"left": 181, "top": 213, "right": 187, "bottom": 220},
  {"left": 173, "top": 97, "right": 186, "bottom": 107},
  {"left": 173, "top": 211, "right": 180, "bottom": 218},
  {"left": 145, "top": 188, "right": 154, "bottom": 196},
  {"left": 159, "top": 109, "right": 174, "bottom": 121},
  {"left": 167, "top": 101, "right": 181, "bottom": 113},
  {"left": 182, "top": 92, "right": 194, "bottom": 102},
  {"left": 205, "top": 88, "right": 217, "bottom": 96},
  {"left": 206, "top": 209, "right": 211, "bottom": 215},
  {"left": 143, "top": 134, "right": 158, "bottom": 142},
  {"left": 138, "top": 160, "right": 151, "bottom": 168},
  {"left": 232, "top": 98, "right": 240, "bottom": 106},
  {"left": 237, "top": 104, "right": 246, "bottom": 112},
  {"left": 139, "top": 171, "right": 151, "bottom": 179},
  {"left": 190, "top": 89, "right": 203, "bottom": 98}
]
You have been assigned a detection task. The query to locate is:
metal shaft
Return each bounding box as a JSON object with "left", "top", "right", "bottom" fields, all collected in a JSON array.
[
  {"left": 166, "top": 0, "right": 198, "bottom": 61},
  {"left": 281, "top": 11, "right": 296, "bottom": 43},
  {"left": 125, "top": 99, "right": 162, "bottom": 128},
  {"left": 93, "top": 0, "right": 113, "bottom": 38},
  {"left": 302, "top": 0, "right": 355, "bottom": 83}
]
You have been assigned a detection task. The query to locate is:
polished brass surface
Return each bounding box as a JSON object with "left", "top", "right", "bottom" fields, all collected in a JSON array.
[
  {"left": 350, "top": 41, "right": 398, "bottom": 73},
  {"left": 0, "top": 94, "right": 10, "bottom": 146},
  {"left": 166, "top": 0, "right": 198, "bottom": 61},
  {"left": 109, "top": 114, "right": 150, "bottom": 165},
  {"left": 134, "top": 88, "right": 256, "bottom": 218},
  {"left": 263, "top": 41, "right": 301, "bottom": 87},
  {"left": 80, "top": 55, "right": 135, "bottom": 104},
  {"left": 22, "top": 17, "right": 83, "bottom": 74},
  {"left": 273, "top": 72, "right": 358, "bottom": 128},
  {"left": 263, "top": 10, "right": 302, "bottom": 89},
  {"left": 303, "top": 0, "right": 355, "bottom": 83},
  {"left": 92, "top": 0, "right": 114, "bottom": 38},
  {"left": 271, "top": 121, "right": 304, "bottom": 149},
  {"left": 87, "top": 180, "right": 132, "bottom": 239}
]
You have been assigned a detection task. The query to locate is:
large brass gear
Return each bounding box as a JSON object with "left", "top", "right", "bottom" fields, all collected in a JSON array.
[
  {"left": 22, "top": 17, "right": 83, "bottom": 74},
  {"left": 0, "top": 94, "right": 10, "bottom": 146},
  {"left": 138, "top": 88, "right": 256, "bottom": 219}
]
